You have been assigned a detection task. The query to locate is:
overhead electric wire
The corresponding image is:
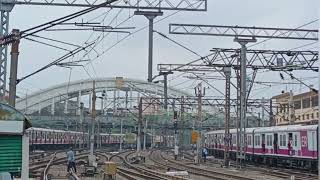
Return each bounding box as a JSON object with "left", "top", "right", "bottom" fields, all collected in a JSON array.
[
  {"left": 283, "top": 71, "right": 318, "bottom": 93},
  {"left": 24, "top": 37, "right": 72, "bottom": 52},
  {"left": 82, "top": 1, "right": 200, "bottom": 67},
  {"left": 30, "top": 34, "right": 83, "bottom": 48},
  {"left": 17, "top": 42, "right": 94, "bottom": 83},
  {"left": 154, "top": 30, "right": 204, "bottom": 58},
  {"left": 18, "top": 0, "right": 119, "bottom": 39}
]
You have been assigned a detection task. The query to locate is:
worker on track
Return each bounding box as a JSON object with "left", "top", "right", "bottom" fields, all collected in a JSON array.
[
  {"left": 67, "top": 146, "right": 77, "bottom": 173},
  {"left": 202, "top": 147, "right": 208, "bottom": 163}
]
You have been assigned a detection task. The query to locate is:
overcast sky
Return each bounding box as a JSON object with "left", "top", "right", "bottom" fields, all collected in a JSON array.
[{"left": 9, "top": 0, "right": 319, "bottom": 100}]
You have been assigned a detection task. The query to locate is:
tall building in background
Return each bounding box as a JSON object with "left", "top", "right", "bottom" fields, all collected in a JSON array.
[{"left": 273, "top": 91, "right": 318, "bottom": 125}]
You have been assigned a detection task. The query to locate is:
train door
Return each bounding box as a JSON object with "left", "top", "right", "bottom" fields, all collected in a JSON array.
[
  {"left": 288, "top": 133, "right": 293, "bottom": 155},
  {"left": 307, "top": 131, "right": 317, "bottom": 158},
  {"left": 273, "top": 133, "right": 278, "bottom": 154},
  {"left": 262, "top": 134, "right": 266, "bottom": 153}
]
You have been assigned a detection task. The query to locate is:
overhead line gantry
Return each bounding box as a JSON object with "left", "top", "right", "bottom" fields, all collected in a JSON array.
[
  {"left": 167, "top": 22, "right": 318, "bottom": 167},
  {"left": 0, "top": 0, "right": 207, "bottom": 99}
]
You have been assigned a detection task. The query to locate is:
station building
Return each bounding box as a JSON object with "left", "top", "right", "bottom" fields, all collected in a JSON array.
[{"left": 273, "top": 90, "right": 318, "bottom": 126}]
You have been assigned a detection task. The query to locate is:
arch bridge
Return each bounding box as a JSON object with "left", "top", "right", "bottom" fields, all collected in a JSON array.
[{"left": 16, "top": 77, "right": 191, "bottom": 115}]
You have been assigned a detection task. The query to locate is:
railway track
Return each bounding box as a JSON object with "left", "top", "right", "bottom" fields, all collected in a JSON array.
[
  {"left": 98, "top": 150, "right": 187, "bottom": 180},
  {"left": 149, "top": 150, "right": 258, "bottom": 180},
  {"left": 29, "top": 150, "right": 89, "bottom": 178},
  {"left": 246, "top": 166, "right": 318, "bottom": 180},
  {"left": 192, "top": 152, "right": 318, "bottom": 180},
  {"left": 182, "top": 149, "right": 317, "bottom": 180}
]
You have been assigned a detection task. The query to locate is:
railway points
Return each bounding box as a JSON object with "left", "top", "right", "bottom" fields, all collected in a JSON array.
[{"left": 0, "top": 0, "right": 318, "bottom": 180}]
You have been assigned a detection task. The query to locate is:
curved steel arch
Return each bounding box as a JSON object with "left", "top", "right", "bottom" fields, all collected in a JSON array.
[{"left": 16, "top": 77, "right": 190, "bottom": 114}]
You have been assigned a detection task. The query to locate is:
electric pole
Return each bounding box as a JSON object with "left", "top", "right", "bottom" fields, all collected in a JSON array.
[
  {"left": 179, "top": 96, "right": 185, "bottom": 158},
  {"left": 143, "top": 118, "right": 148, "bottom": 150},
  {"left": 80, "top": 102, "right": 84, "bottom": 148},
  {"left": 89, "top": 81, "right": 96, "bottom": 166},
  {"left": 134, "top": 11, "right": 163, "bottom": 82},
  {"left": 8, "top": 29, "right": 20, "bottom": 107},
  {"left": 137, "top": 97, "right": 142, "bottom": 155},
  {"left": 288, "top": 90, "right": 294, "bottom": 124},
  {"left": 223, "top": 67, "right": 231, "bottom": 167},
  {"left": 234, "top": 37, "right": 257, "bottom": 168}
]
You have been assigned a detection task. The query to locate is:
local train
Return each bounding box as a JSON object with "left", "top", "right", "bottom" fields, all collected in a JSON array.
[
  {"left": 27, "top": 127, "right": 125, "bottom": 150},
  {"left": 26, "top": 127, "right": 174, "bottom": 150},
  {"left": 205, "top": 124, "right": 318, "bottom": 170}
]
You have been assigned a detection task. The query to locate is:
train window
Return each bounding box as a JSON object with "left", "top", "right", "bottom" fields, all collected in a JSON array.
[
  {"left": 247, "top": 136, "right": 251, "bottom": 146},
  {"left": 266, "top": 135, "right": 272, "bottom": 146},
  {"left": 294, "top": 134, "right": 298, "bottom": 147},
  {"left": 232, "top": 135, "right": 236, "bottom": 145},
  {"left": 280, "top": 134, "right": 287, "bottom": 147},
  {"left": 254, "top": 135, "right": 260, "bottom": 146}
]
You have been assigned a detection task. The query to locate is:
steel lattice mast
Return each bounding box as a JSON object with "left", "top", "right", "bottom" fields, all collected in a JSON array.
[
  {"left": 158, "top": 49, "right": 319, "bottom": 71},
  {"left": 168, "top": 22, "right": 318, "bottom": 167},
  {"left": 169, "top": 23, "right": 318, "bottom": 40}
]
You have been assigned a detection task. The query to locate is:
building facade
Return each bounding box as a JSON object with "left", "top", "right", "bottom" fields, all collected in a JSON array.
[{"left": 273, "top": 91, "right": 318, "bottom": 125}]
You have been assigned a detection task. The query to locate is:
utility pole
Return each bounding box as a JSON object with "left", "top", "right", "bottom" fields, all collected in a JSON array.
[
  {"left": 223, "top": 66, "right": 231, "bottom": 167},
  {"left": 269, "top": 99, "right": 274, "bottom": 126},
  {"left": 137, "top": 97, "right": 142, "bottom": 155},
  {"left": 119, "top": 116, "right": 123, "bottom": 152},
  {"left": 80, "top": 102, "right": 84, "bottom": 149},
  {"left": 179, "top": 96, "right": 185, "bottom": 158},
  {"left": 261, "top": 98, "right": 265, "bottom": 127},
  {"left": 234, "top": 37, "right": 256, "bottom": 168},
  {"left": 89, "top": 81, "right": 96, "bottom": 166},
  {"left": 195, "top": 83, "right": 205, "bottom": 164},
  {"left": 288, "top": 90, "right": 294, "bottom": 125},
  {"left": 8, "top": 29, "right": 20, "bottom": 106},
  {"left": 159, "top": 71, "right": 173, "bottom": 110},
  {"left": 143, "top": 118, "right": 148, "bottom": 150},
  {"left": 134, "top": 11, "right": 163, "bottom": 82}
]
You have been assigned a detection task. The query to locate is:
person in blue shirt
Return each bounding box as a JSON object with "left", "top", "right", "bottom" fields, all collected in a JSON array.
[
  {"left": 202, "top": 147, "right": 208, "bottom": 163},
  {"left": 67, "top": 146, "right": 76, "bottom": 173}
]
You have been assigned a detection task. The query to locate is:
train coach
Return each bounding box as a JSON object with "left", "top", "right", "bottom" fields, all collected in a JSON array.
[
  {"left": 27, "top": 127, "right": 124, "bottom": 150},
  {"left": 205, "top": 124, "right": 318, "bottom": 170}
]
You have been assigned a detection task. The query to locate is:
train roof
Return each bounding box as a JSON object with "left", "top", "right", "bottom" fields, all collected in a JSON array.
[
  {"left": 254, "top": 125, "right": 317, "bottom": 133},
  {"left": 100, "top": 133, "right": 124, "bottom": 136},
  {"left": 205, "top": 125, "right": 318, "bottom": 135},
  {"left": 205, "top": 127, "right": 255, "bottom": 135},
  {"left": 28, "top": 127, "right": 85, "bottom": 134}
]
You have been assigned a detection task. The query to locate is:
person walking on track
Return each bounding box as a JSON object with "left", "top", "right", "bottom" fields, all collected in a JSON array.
[{"left": 67, "top": 146, "right": 77, "bottom": 173}]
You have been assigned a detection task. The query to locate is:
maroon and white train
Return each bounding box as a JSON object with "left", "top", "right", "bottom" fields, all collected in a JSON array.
[
  {"left": 27, "top": 127, "right": 124, "bottom": 150},
  {"left": 205, "top": 124, "right": 318, "bottom": 169}
]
